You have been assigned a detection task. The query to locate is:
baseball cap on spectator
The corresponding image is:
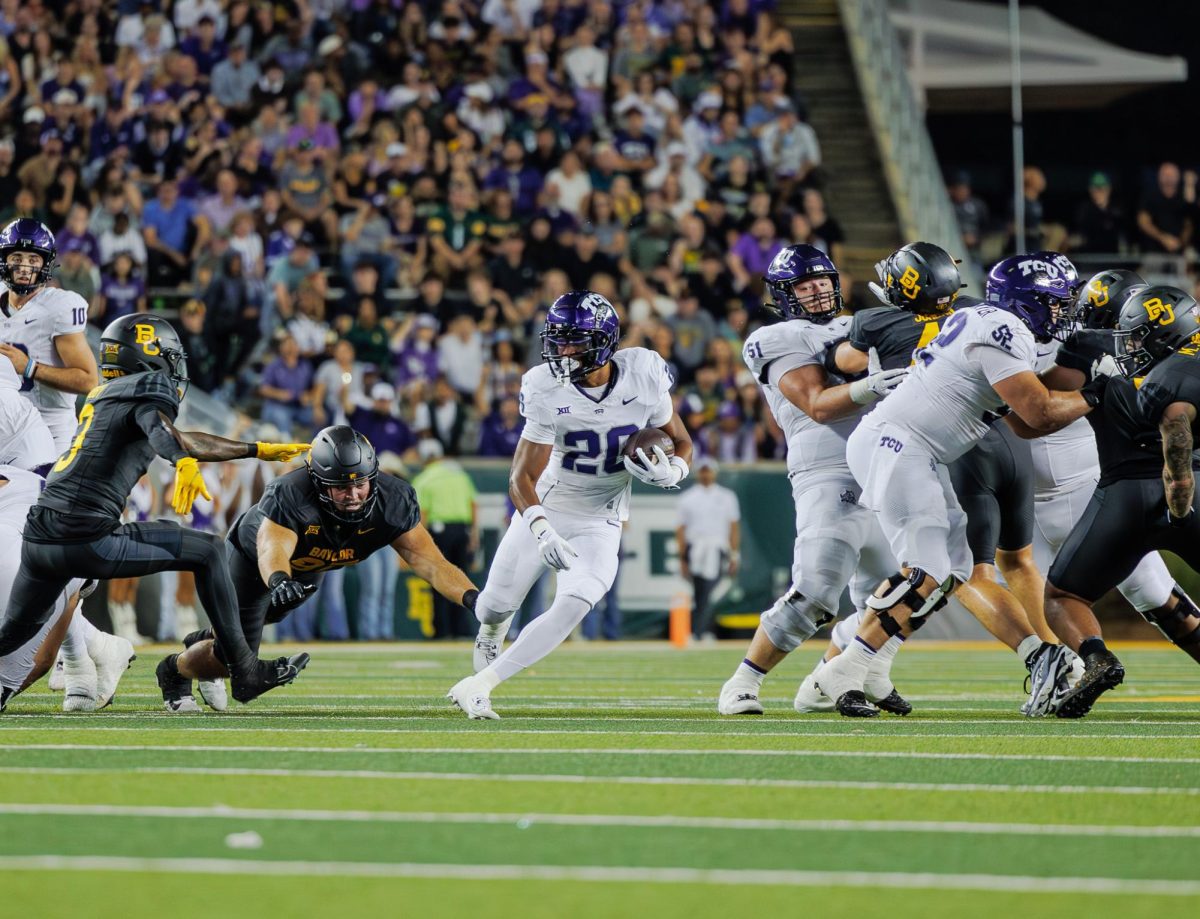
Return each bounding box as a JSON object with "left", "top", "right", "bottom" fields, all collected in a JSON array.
[
  {"left": 52, "top": 88, "right": 80, "bottom": 106},
  {"left": 297, "top": 139, "right": 316, "bottom": 153},
  {"left": 414, "top": 314, "right": 440, "bottom": 330},
  {"left": 465, "top": 83, "right": 494, "bottom": 103},
  {"left": 696, "top": 92, "right": 723, "bottom": 111},
  {"left": 40, "top": 127, "right": 62, "bottom": 145},
  {"left": 774, "top": 98, "right": 795, "bottom": 114},
  {"left": 317, "top": 35, "right": 344, "bottom": 56},
  {"left": 526, "top": 50, "right": 549, "bottom": 66},
  {"left": 417, "top": 438, "right": 444, "bottom": 462},
  {"left": 61, "top": 237, "right": 87, "bottom": 255},
  {"left": 695, "top": 457, "right": 719, "bottom": 473},
  {"left": 1090, "top": 171, "right": 1111, "bottom": 189},
  {"left": 718, "top": 401, "right": 742, "bottom": 420},
  {"left": 23, "top": 107, "right": 45, "bottom": 124},
  {"left": 296, "top": 232, "right": 316, "bottom": 249},
  {"left": 950, "top": 170, "right": 972, "bottom": 187},
  {"left": 386, "top": 142, "right": 408, "bottom": 158},
  {"left": 148, "top": 89, "right": 171, "bottom": 105},
  {"left": 371, "top": 382, "right": 396, "bottom": 402},
  {"left": 666, "top": 142, "right": 687, "bottom": 159}
]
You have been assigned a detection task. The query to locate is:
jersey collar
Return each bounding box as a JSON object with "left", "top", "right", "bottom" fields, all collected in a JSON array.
[{"left": 573, "top": 360, "right": 620, "bottom": 404}]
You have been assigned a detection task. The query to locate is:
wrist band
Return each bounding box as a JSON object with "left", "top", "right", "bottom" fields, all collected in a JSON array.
[
  {"left": 669, "top": 455, "right": 689, "bottom": 479},
  {"left": 267, "top": 571, "right": 290, "bottom": 590},
  {"left": 522, "top": 504, "right": 547, "bottom": 528},
  {"left": 462, "top": 588, "right": 479, "bottom": 610},
  {"left": 23, "top": 359, "right": 37, "bottom": 381}
]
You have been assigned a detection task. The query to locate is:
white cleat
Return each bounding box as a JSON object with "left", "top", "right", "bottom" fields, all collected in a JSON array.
[
  {"left": 197, "top": 679, "right": 229, "bottom": 712},
  {"left": 164, "top": 695, "right": 203, "bottom": 714},
  {"left": 793, "top": 670, "right": 834, "bottom": 713},
  {"left": 447, "top": 675, "right": 500, "bottom": 720},
  {"left": 47, "top": 653, "right": 65, "bottom": 691},
  {"left": 718, "top": 677, "right": 764, "bottom": 715},
  {"left": 89, "top": 632, "right": 135, "bottom": 708},
  {"left": 62, "top": 652, "right": 99, "bottom": 713},
  {"left": 473, "top": 616, "right": 514, "bottom": 673}
]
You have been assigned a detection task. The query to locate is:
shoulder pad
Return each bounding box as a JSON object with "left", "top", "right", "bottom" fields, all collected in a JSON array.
[
  {"left": 128, "top": 371, "right": 181, "bottom": 406},
  {"left": 743, "top": 321, "right": 834, "bottom": 377},
  {"left": 520, "top": 362, "right": 557, "bottom": 397}
]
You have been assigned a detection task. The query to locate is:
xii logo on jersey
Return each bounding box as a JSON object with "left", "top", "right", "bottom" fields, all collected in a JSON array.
[
  {"left": 305, "top": 524, "right": 321, "bottom": 536},
  {"left": 1143, "top": 297, "right": 1175, "bottom": 326}
]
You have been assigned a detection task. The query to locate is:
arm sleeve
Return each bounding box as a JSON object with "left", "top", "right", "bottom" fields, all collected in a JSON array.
[
  {"left": 847, "top": 312, "right": 873, "bottom": 352},
  {"left": 134, "top": 403, "right": 189, "bottom": 464}
]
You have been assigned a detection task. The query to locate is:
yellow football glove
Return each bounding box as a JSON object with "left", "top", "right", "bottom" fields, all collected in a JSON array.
[
  {"left": 171, "top": 457, "right": 211, "bottom": 516},
  {"left": 256, "top": 442, "right": 312, "bottom": 462}
]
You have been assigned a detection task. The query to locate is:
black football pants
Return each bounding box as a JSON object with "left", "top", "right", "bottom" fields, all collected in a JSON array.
[{"left": 0, "top": 521, "right": 258, "bottom": 677}]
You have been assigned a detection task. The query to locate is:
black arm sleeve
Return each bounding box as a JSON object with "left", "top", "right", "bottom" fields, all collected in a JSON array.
[
  {"left": 822, "top": 338, "right": 849, "bottom": 376},
  {"left": 134, "top": 403, "right": 189, "bottom": 464}
]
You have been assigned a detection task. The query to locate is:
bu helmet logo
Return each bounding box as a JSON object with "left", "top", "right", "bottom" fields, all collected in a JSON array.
[
  {"left": 1144, "top": 297, "right": 1175, "bottom": 326},
  {"left": 1087, "top": 280, "right": 1109, "bottom": 306},
  {"left": 897, "top": 266, "right": 921, "bottom": 300},
  {"left": 134, "top": 323, "right": 160, "bottom": 355}
]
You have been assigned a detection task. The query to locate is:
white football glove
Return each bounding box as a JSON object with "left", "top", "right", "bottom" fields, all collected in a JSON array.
[
  {"left": 622, "top": 446, "right": 688, "bottom": 489},
  {"left": 1090, "top": 353, "right": 1121, "bottom": 380},
  {"left": 849, "top": 352, "right": 908, "bottom": 405},
  {"left": 529, "top": 516, "right": 577, "bottom": 571}
]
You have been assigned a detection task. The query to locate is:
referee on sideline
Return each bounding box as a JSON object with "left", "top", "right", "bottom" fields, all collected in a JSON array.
[
  {"left": 676, "top": 458, "right": 741, "bottom": 641},
  {"left": 412, "top": 439, "right": 479, "bottom": 638}
]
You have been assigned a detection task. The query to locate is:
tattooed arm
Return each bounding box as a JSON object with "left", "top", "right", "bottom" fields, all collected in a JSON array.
[{"left": 1160, "top": 402, "right": 1197, "bottom": 519}]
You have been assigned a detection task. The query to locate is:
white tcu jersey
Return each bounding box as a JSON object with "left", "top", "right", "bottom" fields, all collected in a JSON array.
[
  {"left": 0, "top": 463, "right": 41, "bottom": 521},
  {"left": 742, "top": 315, "right": 861, "bottom": 475},
  {"left": 0, "top": 284, "right": 88, "bottom": 448},
  {"left": 519, "top": 347, "right": 674, "bottom": 521},
  {"left": 1030, "top": 340, "right": 1100, "bottom": 495},
  {"left": 870, "top": 304, "right": 1039, "bottom": 463}
]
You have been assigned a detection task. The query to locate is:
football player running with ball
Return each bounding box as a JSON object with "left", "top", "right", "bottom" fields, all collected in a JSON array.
[
  {"left": 816, "top": 255, "right": 1099, "bottom": 716},
  {"left": 717, "top": 245, "right": 909, "bottom": 716},
  {"left": 448, "top": 291, "right": 692, "bottom": 719}
]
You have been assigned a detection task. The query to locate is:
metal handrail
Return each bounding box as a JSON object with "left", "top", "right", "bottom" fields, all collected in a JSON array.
[{"left": 837, "top": 0, "right": 983, "bottom": 293}]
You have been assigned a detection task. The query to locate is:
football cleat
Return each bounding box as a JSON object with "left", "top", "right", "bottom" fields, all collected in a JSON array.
[
  {"left": 197, "top": 679, "right": 229, "bottom": 712},
  {"left": 833, "top": 689, "right": 879, "bottom": 718},
  {"left": 870, "top": 688, "right": 913, "bottom": 716},
  {"left": 230, "top": 653, "right": 311, "bottom": 704},
  {"left": 447, "top": 675, "right": 500, "bottom": 720},
  {"left": 47, "top": 653, "right": 65, "bottom": 691},
  {"left": 89, "top": 632, "right": 135, "bottom": 708},
  {"left": 1023, "top": 642, "right": 1073, "bottom": 717},
  {"left": 792, "top": 670, "right": 834, "bottom": 713},
  {"left": 718, "top": 677, "right": 764, "bottom": 715},
  {"left": 61, "top": 651, "right": 98, "bottom": 713},
  {"left": 156, "top": 656, "right": 201, "bottom": 714},
  {"left": 1054, "top": 650, "right": 1125, "bottom": 719}
]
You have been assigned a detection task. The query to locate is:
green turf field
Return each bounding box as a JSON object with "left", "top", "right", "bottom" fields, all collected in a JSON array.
[{"left": 2, "top": 641, "right": 1198, "bottom": 918}]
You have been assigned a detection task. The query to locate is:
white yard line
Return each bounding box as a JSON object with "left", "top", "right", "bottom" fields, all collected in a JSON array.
[
  {"left": 1, "top": 855, "right": 1196, "bottom": 896},
  {"left": 7, "top": 742, "right": 1200, "bottom": 767},
  {"left": 0, "top": 765, "right": 1190, "bottom": 796},
  {"left": 2, "top": 725, "right": 1198, "bottom": 740},
  {"left": 1, "top": 802, "right": 1196, "bottom": 838}
]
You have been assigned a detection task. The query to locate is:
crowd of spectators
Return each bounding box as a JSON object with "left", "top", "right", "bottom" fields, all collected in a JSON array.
[{"left": 0, "top": 0, "right": 835, "bottom": 465}]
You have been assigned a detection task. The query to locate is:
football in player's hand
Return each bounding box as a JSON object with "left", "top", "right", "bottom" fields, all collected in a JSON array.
[{"left": 622, "top": 429, "right": 675, "bottom": 468}]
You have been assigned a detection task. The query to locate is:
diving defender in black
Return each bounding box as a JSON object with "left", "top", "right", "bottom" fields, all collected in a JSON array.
[
  {"left": 1040, "top": 286, "right": 1200, "bottom": 716},
  {"left": 0, "top": 313, "right": 311, "bottom": 704},
  {"left": 168, "top": 426, "right": 479, "bottom": 695}
]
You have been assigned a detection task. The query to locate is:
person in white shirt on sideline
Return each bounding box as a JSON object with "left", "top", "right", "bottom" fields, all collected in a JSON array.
[{"left": 676, "top": 458, "right": 740, "bottom": 642}]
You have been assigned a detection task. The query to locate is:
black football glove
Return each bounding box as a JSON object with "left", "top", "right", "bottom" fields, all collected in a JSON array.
[{"left": 268, "top": 572, "right": 318, "bottom": 612}]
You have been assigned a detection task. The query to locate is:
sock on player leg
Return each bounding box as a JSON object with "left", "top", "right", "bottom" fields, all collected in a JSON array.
[
  {"left": 1016, "top": 634, "right": 1043, "bottom": 665},
  {"left": 480, "top": 595, "right": 592, "bottom": 687},
  {"left": 60, "top": 615, "right": 91, "bottom": 664},
  {"left": 734, "top": 658, "right": 767, "bottom": 689}
]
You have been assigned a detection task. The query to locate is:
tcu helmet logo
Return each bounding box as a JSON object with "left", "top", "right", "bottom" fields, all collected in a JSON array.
[
  {"left": 134, "top": 323, "right": 160, "bottom": 355},
  {"left": 1143, "top": 297, "right": 1175, "bottom": 326},
  {"left": 1087, "top": 280, "right": 1109, "bottom": 306},
  {"left": 1016, "top": 258, "right": 1062, "bottom": 279},
  {"left": 579, "top": 293, "right": 613, "bottom": 324},
  {"left": 769, "top": 249, "right": 796, "bottom": 274},
  {"left": 896, "top": 266, "right": 921, "bottom": 300}
]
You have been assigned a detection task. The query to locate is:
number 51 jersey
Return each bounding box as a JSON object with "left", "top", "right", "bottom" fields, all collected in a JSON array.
[{"left": 518, "top": 347, "right": 675, "bottom": 521}]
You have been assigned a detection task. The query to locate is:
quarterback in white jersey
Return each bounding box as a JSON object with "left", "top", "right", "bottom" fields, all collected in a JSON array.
[
  {"left": 1032, "top": 268, "right": 1175, "bottom": 612},
  {"left": 447, "top": 291, "right": 693, "bottom": 719},
  {"left": 0, "top": 219, "right": 100, "bottom": 452},
  {"left": 819, "top": 254, "right": 1098, "bottom": 716},
  {"left": 717, "top": 245, "right": 910, "bottom": 716}
]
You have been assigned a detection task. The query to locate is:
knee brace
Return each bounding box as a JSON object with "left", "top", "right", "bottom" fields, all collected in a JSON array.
[
  {"left": 866, "top": 569, "right": 959, "bottom": 637},
  {"left": 760, "top": 589, "right": 835, "bottom": 653},
  {"left": 1141, "top": 585, "right": 1200, "bottom": 655}
]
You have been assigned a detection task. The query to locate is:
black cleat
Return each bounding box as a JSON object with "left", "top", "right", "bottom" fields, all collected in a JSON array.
[
  {"left": 230, "top": 653, "right": 311, "bottom": 704},
  {"left": 872, "top": 689, "right": 913, "bottom": 716},
  {"left": 1054, "top": 651, "right": 1124, "bottom": 719},
  {"left": 834, "top": 690, "right": 879, "bottom": 718},
  {"left": 156, "top": 655, "right": 201, "bottom": 713}
]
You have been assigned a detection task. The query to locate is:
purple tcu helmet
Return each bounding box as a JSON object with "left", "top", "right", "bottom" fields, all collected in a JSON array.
[
  {"left": 541, "top": 290, "right": 620, "bottom": 384},
  {"left": 764, "top": 244, "right": 842, "bottom": 323},
  {"left": 0, "top": 218, "right": 57, "bottom": 295},
  {"left": 1029, "top": 250, "right": 1081, "bottom": 296},
  {"left": 985, "top": 254, "right": 1075, "bottom": 343}
]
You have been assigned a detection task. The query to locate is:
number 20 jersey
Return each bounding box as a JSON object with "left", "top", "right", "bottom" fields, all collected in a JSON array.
[
  {"left": 0, "top": 283, "right": 89, "bottom": 449},
  {"left": 869, "top": 304, "right": 1039, "bottom": 463},
  {"left": 742, "top": 314, "right": 862, "bottom": 475},
  {"left": 518, "top": 347, "right": 675, "bottom": 521}
]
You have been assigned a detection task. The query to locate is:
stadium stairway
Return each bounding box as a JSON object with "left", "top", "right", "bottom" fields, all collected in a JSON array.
[{"left": 782, "top": 0, "right": 904, "bottom": 284}]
